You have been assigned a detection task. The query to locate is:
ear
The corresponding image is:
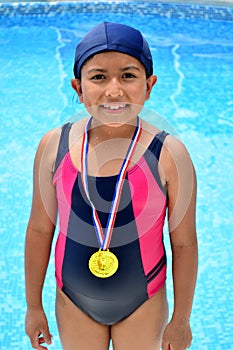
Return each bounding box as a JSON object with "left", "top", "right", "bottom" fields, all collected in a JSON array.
[
  {"left": 145, "top": 75, "right": 157, "bottom": 101},
  {"left": 71, "top": 78, "right": 84, "bottom": 103}
]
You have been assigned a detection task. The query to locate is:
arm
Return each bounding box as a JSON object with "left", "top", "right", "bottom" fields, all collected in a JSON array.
[
  {"left": 25, "top": 129, "right": 59, "bottom": 349},
  {"left": 161, "top": 136, "right": 198, "bottom": 350}
]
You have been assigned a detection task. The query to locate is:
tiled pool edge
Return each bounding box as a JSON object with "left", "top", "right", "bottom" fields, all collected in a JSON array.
[
  {"left": 0, "top": 1, "right": 233, "bottom": 21},
  {"left": 1, "top": 0, "right": 233, "bottom": 6}
]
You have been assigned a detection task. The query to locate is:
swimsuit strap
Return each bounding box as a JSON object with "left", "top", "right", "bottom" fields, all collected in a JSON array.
[
  {"left": 145, "top": 130, "right": 169, "bottom": 195},
  {"left": 53, "top": 122, "right": 73, "bottom": 175},
  {"left": 148, "top": 130, "right": 169, "bottom": 161}
]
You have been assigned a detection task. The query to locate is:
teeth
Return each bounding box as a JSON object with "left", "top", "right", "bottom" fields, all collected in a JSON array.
[{"left": 103, "top": 104, "right": 125, "bottom": 110}]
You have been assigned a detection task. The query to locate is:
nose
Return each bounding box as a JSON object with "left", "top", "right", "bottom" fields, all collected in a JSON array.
[{"left": 105, "top": 78, "right": 124, "bottom": 98}]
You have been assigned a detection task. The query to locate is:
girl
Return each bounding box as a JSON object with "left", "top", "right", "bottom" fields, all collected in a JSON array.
[{"left": 25, "top": 22, "right": 198, "bottom": 350}]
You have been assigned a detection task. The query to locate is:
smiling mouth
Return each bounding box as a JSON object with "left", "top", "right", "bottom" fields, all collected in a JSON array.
[{"left": 102, "top": 103, "right": 127, "bottom": 111}]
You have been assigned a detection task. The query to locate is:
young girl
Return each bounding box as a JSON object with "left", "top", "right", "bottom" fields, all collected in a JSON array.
[{"left": 25, "top": 22, "right": 198, "bottom": 350}]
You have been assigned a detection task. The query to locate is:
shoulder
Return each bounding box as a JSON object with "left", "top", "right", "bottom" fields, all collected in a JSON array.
[
  {"left": 140, "top": 117, "right": 190, "bottom": 157},
  {"left": 35, "top": 119, "right": 87, "bottom": 160},
  {"left": 161, "top": 134, "right": 196, "bottom": 184},
  {"left": 141, "top": 118, "right": 160, "bottom": 136},
  {"left": 36, "top": 127, "right": 62, "bottom": 159},
  {"left": 163, "top": 135, "right": 193, "bottom": 164},
  {"left": 32, "top": 127, "right": 62, "bottom": 176}
]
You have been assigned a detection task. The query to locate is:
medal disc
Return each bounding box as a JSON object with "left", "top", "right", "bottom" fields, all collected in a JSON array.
[{"left": 89, "top": 250, "right": 119, "bottom": 278}]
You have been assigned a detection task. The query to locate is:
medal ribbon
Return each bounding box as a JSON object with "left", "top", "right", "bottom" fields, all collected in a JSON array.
[{"left": 81, "top": 116, "right": 142, "bottom": 250}]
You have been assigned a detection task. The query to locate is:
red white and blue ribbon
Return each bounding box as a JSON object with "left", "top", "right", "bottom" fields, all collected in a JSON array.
[{"left": 81, "top": 116, "right": 142, "bottom": 250}]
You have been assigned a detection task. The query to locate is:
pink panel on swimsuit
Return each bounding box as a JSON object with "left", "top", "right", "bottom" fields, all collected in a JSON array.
[
  {"left": 147, "top": 265, "right": 167, "bottom": 298},
  {"left": 55, "top": 233, "right": 66, "bottom": 289},
  {"left": 128, "top": 158, "right": 167, "bottom": 297},
  {"left": 53, "top": 153, "right": 78, "bottom": 288}
]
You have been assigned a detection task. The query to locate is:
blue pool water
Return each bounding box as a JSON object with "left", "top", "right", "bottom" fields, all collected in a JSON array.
[{"left": 0, "top": 2, "right": 233, "bottom": 349}]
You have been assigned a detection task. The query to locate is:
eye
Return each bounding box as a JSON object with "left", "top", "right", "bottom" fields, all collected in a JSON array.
[
  {"left": 91, "top": 74, "right": 105, "bottom": 80},
  {"left": 122, "top": 72, "right": 136, "bottom": 79}
]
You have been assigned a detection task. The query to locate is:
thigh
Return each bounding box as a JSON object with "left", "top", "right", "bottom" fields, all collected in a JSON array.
[
  {"left": 55, "top": 287, "right": 110, "bottom": 350},
  {"left": 111, "top": 285, "right": 168, "bottom": 350}
]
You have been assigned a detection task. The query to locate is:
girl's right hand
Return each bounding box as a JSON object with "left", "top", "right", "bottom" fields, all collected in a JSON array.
[{"left": 25, "top": 307, "right": 52, "bottom": 349}]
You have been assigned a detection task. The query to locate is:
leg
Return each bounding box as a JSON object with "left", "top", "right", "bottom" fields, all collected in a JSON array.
[
  {"left": 56, "top": 287, "right": 110, "bottom": 350},
  {"left": 111, "top": 285, "right": 168, "bottom": 350}
]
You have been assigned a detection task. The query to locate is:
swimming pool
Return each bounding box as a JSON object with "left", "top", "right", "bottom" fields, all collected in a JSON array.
[{"left": 0, "top": 1, "right": 233, "bottom": 349}]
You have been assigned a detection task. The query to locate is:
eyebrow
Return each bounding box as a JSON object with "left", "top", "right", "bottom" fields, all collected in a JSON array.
[
  {"left": 87, "top": 68, "right": 107, "bottom": 74},
  {"left": 120, "top": 65, "right": 141, "bottom": 72},
  {"left": 87, "top": 65, "right": 141, "bottom": 75}
]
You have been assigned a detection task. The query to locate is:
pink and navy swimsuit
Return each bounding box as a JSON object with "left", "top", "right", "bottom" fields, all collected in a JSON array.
[{"left": 53, "top": 122, "right": 168, "bottom": 325}]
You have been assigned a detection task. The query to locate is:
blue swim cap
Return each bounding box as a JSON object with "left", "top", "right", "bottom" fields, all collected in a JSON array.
[{"left": 74, "top": 22, "right": 153, "bottom": 79}]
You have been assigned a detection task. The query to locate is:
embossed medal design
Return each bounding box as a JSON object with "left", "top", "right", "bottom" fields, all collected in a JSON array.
[{"left": 89, "top": 249, "right": 119, "bottom": 278}]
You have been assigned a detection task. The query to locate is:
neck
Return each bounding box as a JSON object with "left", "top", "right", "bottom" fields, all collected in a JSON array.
[{"left": 89, "top": 117, "right": 138, "bottom": 141}]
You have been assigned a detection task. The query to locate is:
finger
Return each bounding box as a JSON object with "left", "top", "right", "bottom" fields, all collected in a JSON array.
[
  {"left": 31, "top": 331, "right": 52, "bottom": 349},
  {"left": 40, "top": 327, "right": 52, "bottom": 345},
  {"left": 37, "top": 345, "right": 48, "bottom": 350},
  {"left": 37, "top": 336, "right": 52, "bottom": 350},
  {"left": 45, "top": 332, "right": 52, "bottom": 345},
  {"left": 30, "top": 332, "right": 41, "bottom": 349},
  {"left": 38, "top": 337, "right": 52, "bottom": 345},
  {"left": 38, "top": 334, "right": 52, "bottom": 344},
  {"left": 38, "top": 337, "right": 46, "bottom": 344}
]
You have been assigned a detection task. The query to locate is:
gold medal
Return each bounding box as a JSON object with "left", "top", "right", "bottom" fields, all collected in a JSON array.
[{"left": 89, "top": 249, "right": 119, "bottom": 278}]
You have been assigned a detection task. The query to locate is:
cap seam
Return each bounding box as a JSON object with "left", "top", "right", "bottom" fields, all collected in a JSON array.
[{"left": 104, "top": 22, "right": 110, "bottom": 50}]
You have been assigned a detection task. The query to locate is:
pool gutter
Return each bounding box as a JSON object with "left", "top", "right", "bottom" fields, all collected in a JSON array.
[{"left": 0, "top": 1, "right": 232, "bottom": 21}]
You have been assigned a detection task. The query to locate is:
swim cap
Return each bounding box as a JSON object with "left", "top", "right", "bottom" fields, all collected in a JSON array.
[{"left": 74, "top": 22, "right": 153, "bottom": 79}]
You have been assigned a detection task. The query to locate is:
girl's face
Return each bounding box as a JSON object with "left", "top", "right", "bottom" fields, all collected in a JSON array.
[{"left": 71, "top": 51, "right": 157, "bottom": 125}]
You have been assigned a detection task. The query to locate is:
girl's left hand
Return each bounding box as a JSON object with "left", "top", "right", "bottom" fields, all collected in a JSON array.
[{"left": 161, "top": 318, "right": 192, "bottom": 350}]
